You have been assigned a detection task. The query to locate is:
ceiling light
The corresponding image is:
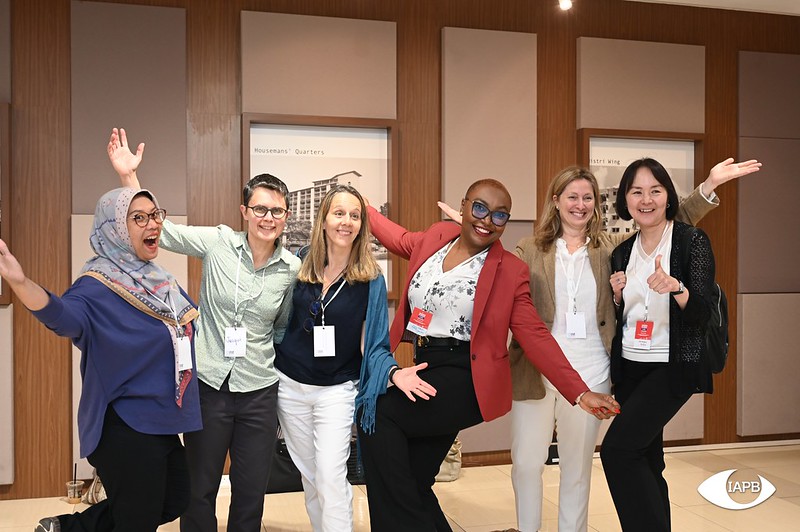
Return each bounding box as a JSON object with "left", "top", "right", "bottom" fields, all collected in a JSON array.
[{"left": 559, "top": 0, "right": 573, "bottom": 10}]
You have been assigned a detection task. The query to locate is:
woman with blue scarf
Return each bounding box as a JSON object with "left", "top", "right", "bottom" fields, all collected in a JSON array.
[
  {"left": 275, "top": 184, "right": 434, "bottom": 532},
  {"left": 0, "top": 188, "right": 200, "bottom": 531}
]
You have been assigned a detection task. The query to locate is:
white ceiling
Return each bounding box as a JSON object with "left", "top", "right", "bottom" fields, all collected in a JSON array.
[{"left": 624, "top": 0, "right": 800, "bottom": 17}]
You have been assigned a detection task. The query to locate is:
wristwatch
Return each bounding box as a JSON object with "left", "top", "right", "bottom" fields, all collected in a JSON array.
[{"left": 670, "top": 280, "right": 685, "bottom": 296}]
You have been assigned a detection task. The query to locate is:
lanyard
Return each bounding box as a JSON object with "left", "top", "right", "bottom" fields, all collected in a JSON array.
[
  {"left": 233, "top": 247, "right": 268, "bottom": 327},
  {"left": 319, "top": 277, "right": 347, "bottom": 327},
  {"left": 557, "top": 243, "right": 587, "bottom": 314},
  {"left": 166, "top": 291, "right": 184, "bottom": 336},
  {"left": 631, "top": 222, "right": 672, "bottom": 321}
]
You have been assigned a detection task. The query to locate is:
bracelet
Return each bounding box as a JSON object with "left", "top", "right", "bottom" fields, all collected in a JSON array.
[
  {"left": 388, "top": 366, "right": 400, "bottom": 384},
  {"left": 575, "top": 390, "right": 587, "bottom": 405},
  {"left": 612, "top": 295, "right": 621, "bottom": 307}
]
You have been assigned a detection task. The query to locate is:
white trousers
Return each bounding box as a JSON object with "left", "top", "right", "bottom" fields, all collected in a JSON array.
[
  {"left": 277, "top": 370, "right": 357, "bottom": 532},
  {"left": 510, "top": 378, "right": 611, "bottom": 532}
]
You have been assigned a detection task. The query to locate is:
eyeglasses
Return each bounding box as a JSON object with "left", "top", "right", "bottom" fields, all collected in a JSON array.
[
  {"left": 246, "top": 205, "right": 288, "bottom": 219},
  {"left": 466, "top": 199, "right": 510, "bottom": 227},
  {"left": 129, "top": 209, "right": 167, "bottom": 227},
  {"left": 303, "top": 297, "right": 323, "bottom": 333}
]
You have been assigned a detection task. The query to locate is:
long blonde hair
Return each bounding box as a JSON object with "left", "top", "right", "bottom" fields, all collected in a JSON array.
[
  {"left": 297, "top": 185, "right": 381, "bottom": 284},
  {"left": 534, "top": 166, "right": 603, "bottom": 252}
]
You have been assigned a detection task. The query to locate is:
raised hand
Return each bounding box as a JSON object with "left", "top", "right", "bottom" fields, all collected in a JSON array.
[
  {"left": 701, "top": 158, "right": 761, "bottom": 196},
  {"left": 647, "top": 255, "right": 680, "bottom": 295},
  {"left": 437, "top": 201, "right": 462, "bottom": 223},
  {"left": 107, "top": 128, "right": 144, "bottom": 188},
  {"left": 392, "top": 362, "right": 438, "bottom": 402},
  {"left": 0, "top": 239, "right": 49, "bottom": 310},
  {"left": 0, "top": 239, "right": 25, "bottom": 285}
]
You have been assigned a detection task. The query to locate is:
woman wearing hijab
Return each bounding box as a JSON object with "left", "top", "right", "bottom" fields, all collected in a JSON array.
[{"left": 0, "top": 187, "right": 201, "bottom": 532}]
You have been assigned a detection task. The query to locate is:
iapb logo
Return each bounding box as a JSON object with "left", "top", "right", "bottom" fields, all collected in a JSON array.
[{"left": 697, "top": 469, "right": 776, "bottom": 509}]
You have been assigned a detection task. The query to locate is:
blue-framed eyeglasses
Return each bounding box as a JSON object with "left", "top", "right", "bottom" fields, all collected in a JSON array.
[
  {"left": 303, "top": 298, "right": 323, "bottom": 333},
  {"left": 466, "top": 199, "right": 510, "bottom": 227}
]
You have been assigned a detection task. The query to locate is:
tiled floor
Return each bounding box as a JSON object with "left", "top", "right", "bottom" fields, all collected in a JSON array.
[{"left": 2, "top": 443, "right": 799, "bottom": 531}]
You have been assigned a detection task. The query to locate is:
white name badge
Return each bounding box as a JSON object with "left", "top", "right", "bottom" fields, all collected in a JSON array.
[
  {"left": 224, "top": 327, "right": 247, "bottom": 358},
  {"left": 177, "top": 336, "right": 193, "bottom": 371},
  {"left": 565, "top": 311, "right": 587, "bottom": 339},
  {"left": 313, "top": 326, "right": 336, "bottom": 357}
]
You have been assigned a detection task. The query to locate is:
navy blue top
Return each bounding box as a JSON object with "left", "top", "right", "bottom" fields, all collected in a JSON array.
[
  {"left": 276, "top": 279, "right": 369, "bottom": 386},
  {"left": 32, "top": 276, "right": 202, "bottom": 457}
]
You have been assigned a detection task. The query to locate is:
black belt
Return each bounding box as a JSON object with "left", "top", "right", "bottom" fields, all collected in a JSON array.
[{"left": 415, "top": 336, "right": 468, "bottom": 349}]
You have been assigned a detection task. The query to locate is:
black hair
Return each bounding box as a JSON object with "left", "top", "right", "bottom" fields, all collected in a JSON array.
[
  {"left": 615, "top": 158, "right": 680, "bottom": 221},
  {"left": 243, "top": 174, "right": 289, "bottom": 207}
]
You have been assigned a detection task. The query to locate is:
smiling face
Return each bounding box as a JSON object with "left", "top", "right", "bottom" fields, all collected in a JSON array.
[
  {"left": 127, "top": 195, "right": 162, "bottom": 261},
  {"left": 555, "top": 178, "right": 595, "bottom": 235},
  {"left": 240, "top": 187, "right": 288, "bottom": 248},
  {"left": 626, "top": 166, "right": 669, "bottom": 229},
  {"left": 324, "top": 192, "right": 362, "bottom": 252},
  {"left": 460, "top": 181, "right": 511, "bottom": 252}
]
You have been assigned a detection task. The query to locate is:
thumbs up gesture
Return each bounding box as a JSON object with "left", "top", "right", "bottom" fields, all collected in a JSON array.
[{"left": 647, "top": 255, "right": 681, "bottom": 295}]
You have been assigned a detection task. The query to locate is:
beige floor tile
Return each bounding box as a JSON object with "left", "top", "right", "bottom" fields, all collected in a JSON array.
[
  {"left": 668, "top": 504, "right": 732, "bottom": 531},
  {"left": 683, "top": 495, "right": 800, "bottom": 531},
  {"left": 668, "top": 450, "right": 745, "bottom": 473},
  {"left": 435, "top": 486, "right": 517, "bottom": 527},
  {"left": 433, "top": 465, "right": 517, "bottom": 494},
  {"left": 784, "top": 496, "right": 800, "bottom": 508}
]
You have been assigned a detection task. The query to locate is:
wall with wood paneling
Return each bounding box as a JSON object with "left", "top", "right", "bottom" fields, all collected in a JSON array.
[{"left": 2, "top": 0, "right": 799, "bottom": 498}]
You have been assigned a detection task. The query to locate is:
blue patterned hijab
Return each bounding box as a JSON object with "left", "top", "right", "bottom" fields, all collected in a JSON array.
[{"left": 80, "top": 187, "right": 195, "bottom": 324}]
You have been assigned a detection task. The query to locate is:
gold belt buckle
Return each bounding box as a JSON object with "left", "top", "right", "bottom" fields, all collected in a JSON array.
[{"left": 416, "top": 336, "right": 429, "bottom": 348}]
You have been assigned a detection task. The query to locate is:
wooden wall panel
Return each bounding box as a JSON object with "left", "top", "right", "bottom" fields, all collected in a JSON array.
[
  {"left": 5, "top": 0, "right": 800, "bottom": 497},
  {"left": 4, "top": 0, "right": 72, "bottom": 501}
]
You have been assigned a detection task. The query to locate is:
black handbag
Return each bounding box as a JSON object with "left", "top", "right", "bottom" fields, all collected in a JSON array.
[
  {"left": 265, "top": 434, "right": 303, "bottom": 494},
  {"left": 265, "top": 428, "right": 366, "bottom": 494}
]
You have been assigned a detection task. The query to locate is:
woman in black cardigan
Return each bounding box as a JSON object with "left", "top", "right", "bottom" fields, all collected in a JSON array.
[{"left": 602, "top": 157, "right": 717, "bottom": 531}]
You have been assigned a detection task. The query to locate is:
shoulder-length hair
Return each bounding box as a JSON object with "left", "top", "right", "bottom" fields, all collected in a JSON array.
[
  {"left": 534, "top": 166, "right": 603, "bottom": 252},
  {"left": 615, "top": 158, "right": 679, "bottom": 221},
  {"left": 297, "top": 184, "right": 381, "bottom": 284}
]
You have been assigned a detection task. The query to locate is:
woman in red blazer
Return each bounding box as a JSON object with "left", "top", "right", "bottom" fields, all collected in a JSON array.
[{"left": 358, "top": 179, "right": 619, "bottom": 531}]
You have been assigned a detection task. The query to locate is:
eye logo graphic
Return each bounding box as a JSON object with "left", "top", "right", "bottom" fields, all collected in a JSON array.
[{"left": 697, "top": 469, "right": 776, "bottom": 510}]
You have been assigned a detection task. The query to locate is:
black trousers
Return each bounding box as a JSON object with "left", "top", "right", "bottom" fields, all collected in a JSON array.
[
  {"left": 600, "top": 360, "right": 691, "bottom": 532},
  {"left": 180, "top": 377, "right": 278, "bottom": 532},
  {"left": 358, "top": 344, "right": 483, "bottom": 532},
  {"left": 57, "top": 405, "right": 190, "bottom": 532}
]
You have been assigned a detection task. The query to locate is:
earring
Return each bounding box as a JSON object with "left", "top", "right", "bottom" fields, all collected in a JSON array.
[{"left": 667, "top": 203, "right": 671, "bottom": 208}]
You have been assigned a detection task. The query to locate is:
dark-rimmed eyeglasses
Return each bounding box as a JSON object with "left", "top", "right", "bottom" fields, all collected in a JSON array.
[
  {"left": 246, "top": 205, "right": 288, "bottom": 219},
  {"left": 466, "top": 199, "right": 510, "bottom": 227},
  {"left": 129, "top": 209, "right": 167, "bottom": 228},
  {"left": 303, "top": 298, "right": 323, "bottom": 333}
]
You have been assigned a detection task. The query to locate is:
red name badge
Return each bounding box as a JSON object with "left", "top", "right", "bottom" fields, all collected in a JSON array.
[
  {"left": 406, "top": 307, "right": 434, "bottom": 336},
  {"left": 634, "top": 320, "right": 654, "bottom": 350}
]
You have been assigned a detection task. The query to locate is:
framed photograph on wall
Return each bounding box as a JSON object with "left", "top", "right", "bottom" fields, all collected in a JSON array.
[
  {"left": 1, "top": 103, "right": 11, "bottom": 305},
  {"left": 242, "top": 113, "right": 399, "bottom": 299},
  {"left": 577, "top": 128, "right": 703, "bottom": 236}
]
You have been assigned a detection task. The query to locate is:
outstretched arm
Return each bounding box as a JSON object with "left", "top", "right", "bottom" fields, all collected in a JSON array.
[
  {"left": 0, "top": 239, "right": 49, "bottom": 311},
  {"left": 700, "top": 158, "right": 760, "bottom": 197},
  {"left": 107, "top": 127, "right": 143, "bottom": 189}
]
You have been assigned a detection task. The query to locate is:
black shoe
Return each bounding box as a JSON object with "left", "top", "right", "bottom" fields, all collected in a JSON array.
[{"left": 35, "top": 517, "right": 61, "bottom": 532}]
